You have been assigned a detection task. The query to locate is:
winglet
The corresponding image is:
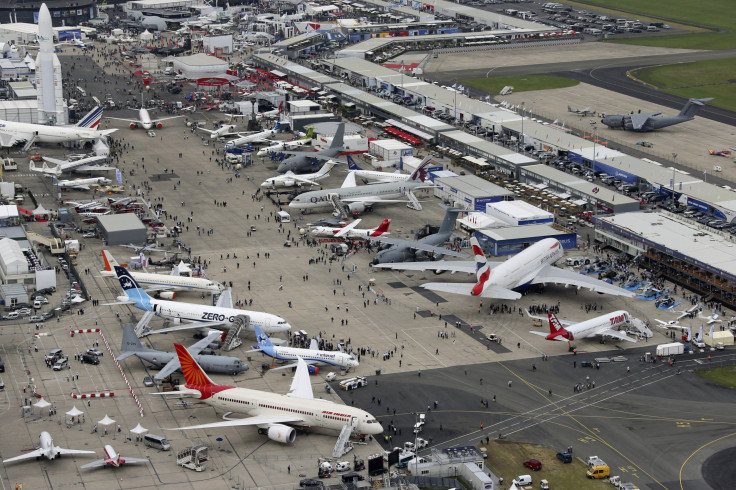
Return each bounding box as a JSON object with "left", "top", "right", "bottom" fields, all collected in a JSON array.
[{"left": 101, "top": 250, "right": 119, "bottom": 271}]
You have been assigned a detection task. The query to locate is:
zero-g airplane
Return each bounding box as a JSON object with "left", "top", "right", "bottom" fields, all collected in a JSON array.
[
  {"left": 374, "top": 236, "right": 635, "bottom": 300},
  {"left": 224, "top": 121, "right": 281, "bottom": 147},
  {"left": 106, "top": 107, "right": 183, "bottom": 130},
  {"left": 31, "top": 154, "right": 115, "bottom": 176},
  {"left": 289, "top": 157, "right": 433, "bottom": 213},
  {"left": 277, "top": 123, "right": 345, "bottom": 174},
  {"left": 80, "top": 445, "right": 149, "bottom": 469},
  {"left": 101, "top": 250, "right": 224, "bottom": 298},
  {"left": 256, "top": 127, "right": 313, "bottom": 156},
  {"left": 0, "top": 106, "right": 116, "bottom": 150},
  {"left": 3, "top": 431, "right": 95, "bottom": 463},
  {"left": 161, "top": 344, "right": 382, "bottom": 446},
  {"left": 529, "top": 311, "right": 650, "bottom": 343},
  {"left": 310, "top": 218, "right": 391, "bottom": 239},
  {"left": 261, "top": 160, "right": 338, "bottom": 189},
  {"left": 117, "top": 323, "right": 248, "bottom": 380},
  {"left": 600, "top": 98, "right": 712, "bottom": 132},
  {"left": 249, "top": 324, "right": 359, "bottom": 371},
  {"left": 369, "top": 205, "right": 466, "bottom": 265},
  {"left": 112, "top": 265, "right": 291, "bottom": 336}
]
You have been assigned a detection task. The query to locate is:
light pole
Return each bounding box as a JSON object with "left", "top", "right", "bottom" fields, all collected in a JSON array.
[
  {"left": 671, "top": 153, "right": 677, "bottom": 193},
  {"left": 453, "top": 79, "right": 458, "bottom": 124},
  {"left": 592, "top": 125, "right": 597, "bottom": 170},
  {"left": 519, "top": 101, "right": 525, "bottom": 150},
  {"left": 703, "top": 170, "right": 707, "bottom": 184}
]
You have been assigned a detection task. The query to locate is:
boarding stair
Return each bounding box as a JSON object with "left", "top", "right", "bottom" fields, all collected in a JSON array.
[
  {"left": 222, "top": 315, "right": 248, "bottom": 351},
  {"left": 332, "top": 419, "right": 356, "bottom": 458},
  {"left": 134, "top": 310, "right": 155, "bottom": 337},
  {"left": 406, "top": 191, "right": 422, "bottom": 211}
]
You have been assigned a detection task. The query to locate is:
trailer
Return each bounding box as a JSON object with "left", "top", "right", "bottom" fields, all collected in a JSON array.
[
  {"left": 176, "top": 445, "right": 208, "bottom": 471},
  {"left": 339, "top": 376, "right": 367, "bottom": 390},
  {"left": 656, "top": 342, "right": 684, "bottom": 357}
]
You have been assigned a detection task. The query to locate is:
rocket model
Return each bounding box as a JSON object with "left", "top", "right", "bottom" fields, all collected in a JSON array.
[{"left": 36, "top": 3, "right": 67, "bottom": 125}]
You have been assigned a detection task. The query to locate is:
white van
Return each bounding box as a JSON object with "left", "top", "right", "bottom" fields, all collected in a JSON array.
[
  {"left": 174, "top": 74, "right": 186, "bottom": 81},
  {"left": 144, "top": 434, "right": 171, "bottom": 451},
  {"left": 276, "top": 210, "right": 291, "bottom": 223},
  {"left": 513, "top": 475, "right": 532, "bottom": 486}
]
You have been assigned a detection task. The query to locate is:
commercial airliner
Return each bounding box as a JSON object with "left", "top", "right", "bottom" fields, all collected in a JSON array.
[
  {"left": 106, "top": 107, "right": 183, "bottom": 130},
  {"left": 224, "top": 122, "right": 281, "bottom": 147},
  {"left": 529, "top": 311, "right": 650, "bottom": 343},
  {"left": 80, "top": 445, "right": 149, "bottom": 469},
  {"left": 112, "top": 266, "right": 291, "bottom": 336},
  {"left": 310, "top": 218, "right": 390, "bottom": 239},
  {"left": 375, "top": 237, "right": 635, "bottom": 300},
  {"left": 101, "top": 250, "right": 224, "bottom": 298},
  {"left": 261, "top": 160, "right": 337, "bottom": 189},
  {"left": 3, "top": 431, "right": 95, "bottom": 463},
  {"left": 347, "top": 155, "right": 410, "bottom": 183},
  {"left": 257, "top": 126, "right": 313, "bottom": 156},
  {"left": 250, "top": 324, "right": 359, "bottom": 371},
  {"left": 162, "top": 344, "right": 382, "bottom": 445}
]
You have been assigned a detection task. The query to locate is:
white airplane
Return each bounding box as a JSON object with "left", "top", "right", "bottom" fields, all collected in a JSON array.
[
  {"left": 676, "top": 305, "right": 700, "bottom": 321},
  {"left": 261, "top": 160, "right": 337, "bottom": 189},
  {"left": 256, "top": 101, "right": 284, "bottom": 121},
  {"left": 347, "top": 155, "right": 409, "bottom": 183},
  {"left": 374, "top": 237, "right": 636, "bottom": 300},
  {"left": 161, "top": 343, "right": 382, "bottom": 447},
  {"left": 256, "top": 127, "right": 314, "bottom": 156},
  {"left": 106, "top": 107, "right": 183, "bottom": 130},
  {"left": 250, "top": 325, "right": 359, "bottom": 371},
  {"left": 654, "top": 318, "right": 687, "bottom": 331},
  {"left": 101, "top": 250, "right": 224, "bottom": 299},
  {"left": 198, "top": 122, "right": 239, "bottom": 139},
  {"left": 80, "top": 445, "right": 149, "bottom": 469},
  {"left": 529, "top": 311, "right": 649, "bottom": 343},
  {"left": 78, "top": 209, "right": 111, "bottom": 217},
  {"left": 55, "top": 176, "right": 111, "bottom": 190},
  {"left": 0, "top": 106, "right": 116, "bottom": 151},
  {"left": 224, "top": 122, "right": 281, "bottom": 147},
  {"left": 3, "top": 431, "right": 95, "bottom": 463},
  {"left": 699, "top": 312, "right": 722, "bottom": 324},
  {"left": 310, "top": 218, "right": 391, "bottom": 239},
  {"left": 31, "top": 154, "right": 115, "bottom": 176},
  {"left": 111, "top": 266, "right": 290, "bottom": 336}
]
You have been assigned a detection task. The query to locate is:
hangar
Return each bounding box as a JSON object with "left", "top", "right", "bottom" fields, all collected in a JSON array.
[
  {"left": 475, "top": 224, "right": 576, "bottom": 256},
  {"left": 433, "top": 175, "right": 513, "bottom": 212},
  {"left": 96, "top": 214, "right": 147, "bottom": 246},
  {"left": 172, "top": 53, "right": 229, "bottom": 80}
]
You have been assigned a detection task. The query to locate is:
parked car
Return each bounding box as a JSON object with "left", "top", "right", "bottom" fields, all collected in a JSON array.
[
  {"left": 523, "top": 459, "right": 542, "bottom": 471},
  {"left": 81, "top": 354, "right": 100, "bottom": 365},
  {"left": 299, "top": 478, "right": 324, "bottom": 488},
  {"left": 143, "top": 376, "right": 155, "bottom": 387},
  {"left": 29, "top": 315, "right": 44, "bottom": 322},
  {"left": 86, "top": 348, "right": 104, "bottom": 357},
  {"left": 557, "top": 451, "right": 573, "bottom": 463},
  {"left": 53, "top": 358, "right": 68, "bottom": 371}
]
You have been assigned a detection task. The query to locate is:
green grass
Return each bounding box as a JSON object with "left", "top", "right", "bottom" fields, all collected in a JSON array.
[
  {"left": 631, "top": 59, "right": 736, "bottom": 112},
  {"left": 694, "top": 366, "right": 736, "bottom": 389},
  {"left": 607, "top": 30, "right": 736, "bottom": 50},
  {"left": 460, "top": 75, "right": 578, "bottom": 95},
  {"left": 571, "top": 0, "right": 733, "bottom": 30}
]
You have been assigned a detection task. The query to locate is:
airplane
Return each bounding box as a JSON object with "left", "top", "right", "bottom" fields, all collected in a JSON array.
[
  {"left": 117, "top": 323, "right": 247, "bottom": 380},
  {"left": 256, "top": 126, "right": 313, "bottom": 156},
  {"left": 311, "top": 218, "right": 391, "bottom": 239},
  {"left": 160, "top": 343, "right": 382, "bottom": 447},
  {"left": 119, "top": 243, "right": 167, "bottom": 254},
  {"left": 567, "top": 106, "right": 595, "bottom": 116},
  {"left": 654, "top": 318, "right": 688, "bottom": 332},
  {"left": 106, "top": 107, "right": 184, "bottom": 130},
  {"left": 111, "top": 265, "right": 291, "bottom": 336},
  {"left": 256, "top": 101, "right": 284, "bottom": 121},
  {"left": 55, "top": 176, "right": 111, "bottom": 190},
  {"left": 374, "top": 236, "right": 636, "bottom": 300},
  {"left": 708, "top": 149, "right": 732, "bottom": 157},
  {"left": 0, "top": 106, "right": 116, "bottom": 151},
  {"left": 600, "top": 98, "right": 712, "bottom": 132},
  {"left": 3, "top": 431, "right": 95, "bottom": 463},
  {"left": 347, "top": 155, "right": 409, "bottom": 184},
  {"left": 67, "top": 38, "right": 91, "bottom": 50},
  {"left": 249, "top": 324, "right": 359, "bottom": 371},
  {"left": 369, "top": 205, "right": 466, "bottom": 264},
  {"left": 224, "top": 122, "right": 281, "bottom": 147},
  {"left": 101, "top": 250, "right": 224, "bottom": 298},
  {"left": 277, "top": 123, "right": 346, "bottom": 174},
  {"left": 289, "top": 157, "right": 434, "bottom": 213},
  {"left": 196, "top": 114, "right": 245, "bottom": 139},
  {"left": 80, "top": 445, "right": 149, "bottom": 469},
  {"left": 676, "top": 305, "right": 700, "bottom": 321},
  {"left": 529, "top": 311, "right": 648, "bottom": 343},
  {"left": 261, "top": 160, "right": 338, "bottom": 189},
  {"left": 31, "top": 154, "right": 115, "bottom": 176},
  {"left": 699, "top": 312, "right": 722, "bottom": 324}
]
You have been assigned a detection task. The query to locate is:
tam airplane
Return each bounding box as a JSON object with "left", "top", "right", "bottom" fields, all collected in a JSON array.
[
  {"left": 375, "top": 237, "right": 635, "bottom": 300},
  {"left": 80, "top": 445, "right": 149, "bottom": 469},
  {"left": 106, "top": 107, "right": 183, "bottom": 130},
  {"left": 311, "top": 218, "right": 390, "bottom": 239},
  {"left": 3, "top": 431, "right": 95, "bottom": 463},
  {"left": 529, "top": 311, "right": 648, "bottom": 343},
  {"left": 161, "top": 343, "right": 382, "bottom": 446},
  {"left": 101, "top": 250, "right": 224, "bottom": 299}
]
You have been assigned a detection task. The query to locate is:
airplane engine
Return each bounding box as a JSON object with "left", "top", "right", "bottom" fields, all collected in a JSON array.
[
  {"left": 129, "top": 123, "right": 137, "bottom": 129},
  {"left": 308, "top": 365, "right": 319, "bottom": 375},
  {"left": 347, "top": 202, "right": 368, "bottom": 214},
  {"left": 156, "top": 122, "right": 163, "bottom": 129},
  {"left": 267, "top": 424, "right": 296, "bottom": 443},
  {"left": 158, "top": 291, "right": 176, "bottom": 300},
  {"left": 283, "top": 180, "right": 295, "bottom": 187}
]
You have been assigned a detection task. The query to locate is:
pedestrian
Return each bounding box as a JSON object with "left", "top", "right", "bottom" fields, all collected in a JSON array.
[{"left": 288, "top": 465, "right": 291, "bottom": 474}]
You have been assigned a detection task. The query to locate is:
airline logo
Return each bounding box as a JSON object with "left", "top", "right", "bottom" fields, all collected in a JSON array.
[
  {"left": 549, "top": 313, "right": 564, "bottom": 333},
  {"left": 174, "top": 343, "right": 232, "bottom": 399},
  {"left": 609, "top": 313, "right": 628, "bottom": 325},
  {"left": 471, "top": 242, "right": 490, "bottom": 296},
  {"left": 257, "top": 333, "right": 269, "bottom": 345}
]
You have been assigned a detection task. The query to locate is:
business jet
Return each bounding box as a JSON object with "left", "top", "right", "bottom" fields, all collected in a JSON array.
[
  {"left": 311, "top": 218, "right": 391, "bottom": 239},
  {"left": 31, "top": 154, "right": 115, "bottom": 176},
  {"left": 80, "top": 445, "right": 149, "bottom": 469},
  {"left": 374, "top": 237, "right": 635, "bottom": 300},
  {"left": 699, "top": 312, "right": 722, "bottom": 324},
  {"left": 256, "top": 101, "right": 283, "bottom": 120},
  {"left": 261, "top": 160, "right": 337, "bottom": 189},
  {"left": 224, "top": 122, "right": 281, "bottom": 147},
  {"left": 196, "top": 116, "right": 243, "bottom": 139},
  {"left": 0, "top": 106, "right": 116, "bottom": 151},
  {"left": 676, "top": 305, "right": 700, "bottom": 321},
  {"left": 654, "top": 318, "right": 688, "bottom": 332},
  {"left": 3, "top": 431, "right": 95, "bottom": 463},
  {"left": 112, "top": 266, "right": 291, "bottom": 336},
  {"left": 106, "top": 107, "right": 183, "bottom": 130},
  {"left": 289, "top": 157, "right": 433, "bottom": 213},
  {"left": 256, "top": 126, "right": 313, "bottom": 156},
  {"left": 161, "top": 343, "right": 382, "bottom": 447},
  {"left": 347, "top": 155, "right": 409, "bottom": 183},
  {"left": 250, "top": 325, "right": 359, "bottom": 371},
  {"left": 55, "top": 176, "right": 111, "bottom": 190},
  {"left": 529, "top": 311, "right": 649, "bottom": 343},
  {"left": 101, "top": 250, "right": 224, "bottom": 298}
]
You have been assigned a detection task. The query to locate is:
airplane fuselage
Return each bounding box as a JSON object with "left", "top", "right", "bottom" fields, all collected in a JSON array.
[
  {"left": 149, "top": 299, "right": 291, "bottom": 334},
  {"left": 290, "top": 181, "right": 421, "bottom": 210},
  {"left": 557, "top": 310, "right": 630, "bottom": 340},
  {"left": 102, "top": 270, "right": 223, "bottom": 293},
  {"left": 258, "top": 345, "right": 358, "bottom": 369},
  {"left": 485, "top": 238, "right": 564, "bottom": 293},
  {"left": 0, "top": 120, "right": 105, "bottom": 145}
]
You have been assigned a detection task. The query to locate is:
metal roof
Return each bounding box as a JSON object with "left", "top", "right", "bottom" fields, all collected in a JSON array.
[
  {"left": 97, "top": 214, "right": 146, "bottom": 233},
  {"left": 435, "top": 175, "right": 513, "bottom": 198},
  {"left": 478, "top": 223, "right": 563, "bottom": 240}
]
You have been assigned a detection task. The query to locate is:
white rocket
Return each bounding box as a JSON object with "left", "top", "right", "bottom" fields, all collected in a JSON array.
[{"left": 36, "top": 3, "right": 67, "bottom": 125}]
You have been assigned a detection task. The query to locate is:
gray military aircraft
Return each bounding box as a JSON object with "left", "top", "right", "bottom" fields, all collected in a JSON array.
[
  {"left": 369, "top": 205, "right": 468, "bottom": 265},
  {"left": 568, "top": 106, "right": 595, "bottom": 116},
  {"left": 600, "top": 98, "right": 712, "bottom": 132},
  {"left": 116, "top": 324, "right": 248, "bottom": 380},
  {"left": 277, "top": 123, "right": 345, "bottom": 174}
]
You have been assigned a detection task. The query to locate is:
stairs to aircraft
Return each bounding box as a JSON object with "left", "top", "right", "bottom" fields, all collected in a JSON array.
[
  {"left": 135, "top": 310, "right": 155, "bottom": 337},
  {"left": 332, "top": 421, "right": 355, "bottom": 458},
  {"left": 222, "top": 315, "right": 248, "bottom": 351}
]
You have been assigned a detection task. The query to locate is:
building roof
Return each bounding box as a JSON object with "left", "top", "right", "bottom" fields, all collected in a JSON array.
[
  {"left": 173, "top": 53, "right": 228, "bottom": 67},
  {"left": 487, "top": 200, "right": 554, "bottom": 220},
  {"left": 0, "top": 237, "right": 28, "bottom": 275},
  {"left": 435, "top": 175, "right": 514, "bottom": 198},
  {"left": 478, "top": 223, "right": 563, "bottom": 240},
  {"left": 97, "top": 213, "right": 146, "bottom": 233}
]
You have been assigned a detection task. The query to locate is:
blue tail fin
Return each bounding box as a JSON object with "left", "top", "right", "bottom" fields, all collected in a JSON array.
[
  {"left": 347, "top": 155, "right": 361, "bottom": 171},
  {"left": 114, "top": 265, "right": 152, "bottom": 311},
  {"left": 253, "top": 324, "right": 274, "bottom": 351},
  {"left": 75, "top": 106, "right": 103, "bottom": 129},
  {"left": 274, "top": 122, "right": 280, "bottom": 132}
]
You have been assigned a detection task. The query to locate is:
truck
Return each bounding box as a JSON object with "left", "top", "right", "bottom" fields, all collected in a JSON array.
[
  {"left": 339, "top": 376, "right": 367, "bottom": 390},
  {"left": 656, "top": 342, "right": 684, "bottom": 357}
]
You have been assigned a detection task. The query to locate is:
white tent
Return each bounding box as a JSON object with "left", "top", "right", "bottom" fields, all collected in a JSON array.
[
  {"left": 65, "top": 405, "right": 84, "bottom": 424},
  {"left": 140, "top": 29, "right": 154, "bottom": 42},
  {"left": 130, "top": 423, "right": 148, "bottom": 443},
  {"left": 32, "top": 204, "right": 51, "bottom": 220},
  {"left": 98, "top": 414, "right": 115, "bottom": 426},
  {"left": 34, "top": 398, "right": 51, "bottom": 413}
]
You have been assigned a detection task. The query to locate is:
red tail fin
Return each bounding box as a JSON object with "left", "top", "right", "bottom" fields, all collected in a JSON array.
[
  {"left": 548, "top": 312, "right": 564, "bottom": 334},
  {"left": 278, "top": 101, "right": 284, "bottom": 112},
  {"left": 101, "top": 251, "right": 112, "bottom": 271},
  {"left": 371, "top": 219, "right": 391, "bottom": 236},
  {"left": 174, "top": 343, "right": 215, "bottom": 387}
]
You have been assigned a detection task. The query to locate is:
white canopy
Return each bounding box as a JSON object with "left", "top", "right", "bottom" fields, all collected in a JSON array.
[
  {"left": 140, "top": 29, "right": 153, "bottom": 41},
  {"left": 130, "top": 423, "right": 148, "bottom": 435},
  {"left": 66, "top": 405, "right": 84, "bottom": 417},
  {"left": 32, "top": 204, "right": 50, "bottom": 216},
  {"left": 34, "top": 398, "right": 51, "bottom": 408},
  {"left": 98, "top": 414, "right": 116, "bottom": 426}
]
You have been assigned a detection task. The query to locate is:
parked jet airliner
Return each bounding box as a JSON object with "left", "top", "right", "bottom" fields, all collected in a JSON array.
[
  {"left": 529, "top": 311, "right": 650, "bottom": 343},
  {"left": 106, "top": 107, "right": 183, "bottom": 130}
]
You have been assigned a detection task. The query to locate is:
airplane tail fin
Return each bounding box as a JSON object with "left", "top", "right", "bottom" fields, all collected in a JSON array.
[
  {"left": 173, "top": 343, "right": 216, "bottom": 389},
  {"left": 370, "top": 219, "right": 391, "bottom": 237},
  {"left": 113, "top": 265, "right": 152, "bottom": 311},
  {"left": 408, "top": 157, "right": 432, "bottom": 182},
  {"left": 278, "top": 101, "right": 284, "bottom": 113},
  {"left": 253, "top": 324, "right": 274, "bottom": 350},
  {"left": 76, "top": 106, "right": 103, "bottom": 129},
  {"left": 101, "top": 250, "right": 120, "bottom": 271},
  {"left": 329, "top": 122, "right": 345, "bottom": 149},
  {"left": 119, "top": 323, "right": 147, "bottom": 357},
  {"left": 469, "top": 237, "right": 491, "bottom": 296},
  {"left": 678, "top": 98, "right": 713, "bottom": 119},
  {"left": 438, "top": 206, "right": 461, "bottom": 235},
  {"left": 346, "top": 154, "right": 361, "bottom": 170},
  {"left": 273, "top": 121, "right": 280, "bottom": 132},
  {"left": 318, "top": 160, "right": 337, "bottom": 176},
  {"left": 548, "top": 312, "right": 565, "bottom": 334},
  {"left": 304, "top": 126, "right": 314, "bottom": 139}
]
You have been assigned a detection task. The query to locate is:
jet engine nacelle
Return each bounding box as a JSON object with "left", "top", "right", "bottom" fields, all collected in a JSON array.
[
  {"left": 129, "top": 123, "right": 137, "bottom": 129},
  {"left": 308, "top": 365, "right": 319, "bottom": 375},
  {"left": 156, "top": 122, "right": 163, "bottom": 129},
  {"left": 267, "top": 424, "right": 296, "bottom": 443},
  {"left": 347, "top": 202, "right": 369, "bottom": 214},
  {"left": 282, "top": 179, "right": 295, "bottom": 187},
  {"left": 158, "top": 291, "right": 176, "bottom": 300}
]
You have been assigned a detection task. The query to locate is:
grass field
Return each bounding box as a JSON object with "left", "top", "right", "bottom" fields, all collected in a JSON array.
[
  {"left": 694, "top": 366, "right": 736, "bottom": 389},
  {"left": 460, "top": 75, "right": 578, "bottom": 95},
  {"left": 481, "top": 440, "right": 610, "bottom": 488},
  {"left": 631, "top": 59, "right": 736, "bottom": 112}
]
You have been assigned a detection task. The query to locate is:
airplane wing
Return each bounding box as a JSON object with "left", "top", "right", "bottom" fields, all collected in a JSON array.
[
  {"left": 0, "top": 132, "right": 25, "bottom": 147},
  {"left": 151, "top": 115, "right": 185, "bottom": 124},
  {"left": 165, "top": 414, "right": 304, "bottom": 431},
  {"left": 334, "top": 219, "right": 361, "bottom": 237},
  {"left": 422, "top": 282, "right": 522, "bottom": 300},
  {"left": 525, "top": 310, "right": 575, "bottom": 326},
  {"left": 530, "top": 265, "right": 636, "bottom": 297},
  {"left": 3, "top": 449, "right": 46, "bottom": 463},
  {"left": 216, "top": 289, "right": 233, "bottom": 308},
  {"left": 119, "top": 457, "right": 149, "bottom": 464},
  {"left": 287, "top": 358, "right": 314, "bottom": 399},
  {"left": 372, "top": 259, "right": 480, "bottom": 273},
  {"left": 270, "top": 359, "right": 320, "bottom": 371},
  {"left": 596, "top": 328, "right": 637, "bottom": 343},
  {"left": 105, "top": 117, "right": 139, "bottom": 124},
  {"left": 57, "top": 448, "right": 97, "bottom": 457},
  {"left": 630, "top": 112, "right": 661, "bottom": 130},
  {"left": 366, "top": 237, "right": 469, "bottom": 258},
  {"left": 144, "top": 320, "right": 227, "bottom": 336},
  {"left": 289, "top": 175, "right": 323, "bottom": 186},
  {"left": 80, "top": 459, "right": 108, "bottom": 469},
  {"left": 188, "top": 332, "right": 221, "bottom": 354}
]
